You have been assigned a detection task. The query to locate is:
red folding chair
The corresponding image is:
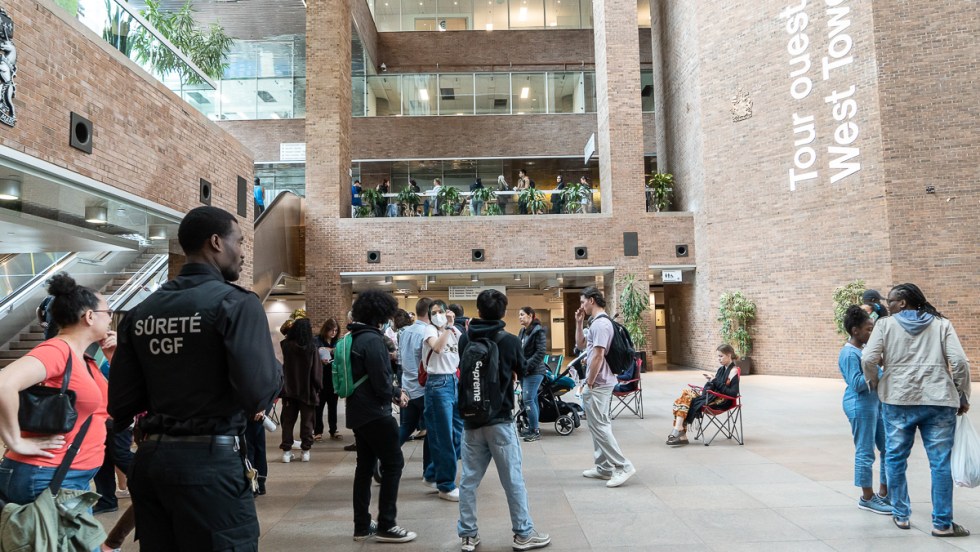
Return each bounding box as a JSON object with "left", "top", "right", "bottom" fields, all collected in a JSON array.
[
  {"left": 610, "top": 359, "right": 643, "bottom": 419},
  {"left": 692, "top": 372, "right": 743, "bottom": 446}
]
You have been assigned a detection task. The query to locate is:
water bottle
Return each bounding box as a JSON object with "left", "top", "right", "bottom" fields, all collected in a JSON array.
[{"left": 263, "top": 416, "right": 277, "bottom": 432}]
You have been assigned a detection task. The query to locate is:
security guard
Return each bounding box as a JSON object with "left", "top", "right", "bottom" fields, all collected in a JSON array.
[{"left": 109, "top": 206, "right": 282, "bottom": 552}]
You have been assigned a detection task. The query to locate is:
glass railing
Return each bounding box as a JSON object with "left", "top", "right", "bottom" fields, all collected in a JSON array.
[
  {"left": 0, "top": 253, "right": 71, "bottom": 299},
  {"left": 368, "top": 0, "right": 595, "bottom": 32},
  {"left": 357, "top": 71, "right": 598, "bottom": 117},
  {"left": 75, "top": 0, "right": 216, "bottom": 91}
]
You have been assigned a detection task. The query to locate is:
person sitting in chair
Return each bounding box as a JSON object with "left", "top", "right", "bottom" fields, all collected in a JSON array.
[
  {"left": 613, "top": 361, "right": 637, "bottom": 393},
  {"left": 666, "top": 344, "right": 740, "bottom": 446}
]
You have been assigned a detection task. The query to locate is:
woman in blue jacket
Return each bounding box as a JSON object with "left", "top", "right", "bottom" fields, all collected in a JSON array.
[{"left": 839, "top": 305, "right": 889, "bottom": 514}]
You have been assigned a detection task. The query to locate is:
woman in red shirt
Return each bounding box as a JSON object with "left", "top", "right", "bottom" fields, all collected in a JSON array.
[{"left": 0, "top": 272, "right": 113, "bottom": 504}]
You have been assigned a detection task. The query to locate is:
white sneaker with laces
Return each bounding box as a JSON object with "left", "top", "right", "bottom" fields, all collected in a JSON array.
[
  {"left": 438, "top": 488, "right": 460, "bottom": 502},
  {"left": 461, "top": 535, "right": 481, "bottom": 551},
  {"left": 606, "top": 465, "right": 636, "bottom": 488},
  {"left": 282, "top": 451, "right": 294, "bottom": 463},
  {"left": 581, "top": 468, "right": 611, "bottom": 480},
  {"left": 301, "top": 450, "right": 311, "bottom": 462}
]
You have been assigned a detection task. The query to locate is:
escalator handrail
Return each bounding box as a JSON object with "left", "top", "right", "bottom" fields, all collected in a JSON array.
[
  {"left": 254, "top": 190, "right": 301, "bottom": 229},
  {"left": 0, "top": 253, "right": 78, "bottom": 313},
  {"left": 108, "top": 254, "right": 169, "bottom": 311}
]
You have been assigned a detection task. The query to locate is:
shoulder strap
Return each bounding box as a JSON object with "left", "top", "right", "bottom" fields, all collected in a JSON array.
[
  {"left": 48, "top": 415, "right": 94, "bottom": 494},
  {"left": 492, "top": 330, "right": 507, "bottom": 345},
  {"left": 59, "top": 350, "right": 73, "bottom": 394}
]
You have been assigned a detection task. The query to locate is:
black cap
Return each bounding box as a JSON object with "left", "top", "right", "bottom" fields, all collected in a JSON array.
[{"left": 862, "top": 289, "right": 884, "bottom": 303}]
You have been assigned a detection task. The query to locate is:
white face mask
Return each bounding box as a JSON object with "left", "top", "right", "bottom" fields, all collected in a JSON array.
[{"left": 431, "top": 313, "right": 448, "bottom": 329}]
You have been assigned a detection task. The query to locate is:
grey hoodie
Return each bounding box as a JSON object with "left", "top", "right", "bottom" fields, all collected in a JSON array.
[{"left": 862, "top": 313, "right": 970, "bottom": 408}]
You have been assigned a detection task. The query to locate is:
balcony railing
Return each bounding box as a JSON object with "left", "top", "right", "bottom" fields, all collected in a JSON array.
[{"left": 353, "top": 190, "right": 600, "bottom": 217}]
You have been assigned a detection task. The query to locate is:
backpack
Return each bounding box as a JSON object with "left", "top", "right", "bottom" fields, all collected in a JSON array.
[
  {"left": 594, "top": 314, "right": 638, "bottom": 375},
  {"left": 332, "top": 333, "right": 367, "bottom": 398},
  {"left": 458, "top": 331, "right": 507, "bottom": 426}
]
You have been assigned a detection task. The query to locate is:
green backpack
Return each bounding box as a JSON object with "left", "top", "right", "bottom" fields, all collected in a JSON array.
[{"left": 332, "top": 333, "right": 367, "bottom": 398}]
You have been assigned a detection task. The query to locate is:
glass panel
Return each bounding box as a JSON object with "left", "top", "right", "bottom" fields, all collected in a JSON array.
[
  {"left": 439, "top": 0, "right": 474, "bottom": 29},
  {"left": 640, "top": 69, "right": 655, "bottom": 113},
  {"left": 183, "top": 85, "right": 218, "bottom": 120},
  {"left": 545, "top": 0, "right": 579, "bottom": 28},
  {"left": 637, "top": 0, "right": 651, "bottom": 27},
  {"left": 220, "top": 79, "right": 258, "bottom": 120},
  {"left": 256, "top": 42, "right": 294, "bottom": 78},
  {"left": 256, "top": 78, "right": 294, "bottom": 119},
  {"left": 0, "top": 253, "right": 70, "bottom": 299},
  {"left": 402, "top": 74, "right": 438, "bottom": 116},
  {"left": 583, "top": 71, "right": 597, "bottom": 113},
  {"left": 293, "top": 77, "right": 307, "bottom": 118},
  {"left": 255, "top": 163, "right": 307, "bottom": 199},
  {"left": 443, "top": 159, "right": 477, "bottom": 189},
  {"left": 437, "top": 74, "right": 475, "bottom": 115},
  {"left": 548, "top": 72, "right": 586, "bottom": 113},
  {"left": 474, "top": 73, "right": 508, "bottom": 115},
  {"left": 580, "top": 0, "right": 593, "bottom": 28},
  {"left": 374, "top": 0, "right": 402, "bottom": 31},
  {"left": 511, "top": 73, "right": 547, "bottom": 115},
  {"left": 510, "top": 0, "right": 545, "bottom": 29},
  {"left": 223, "top": 43, "right": 258, "bottom": 80},
  {"left": 367, "top": 75, "right": 402, "bottom": 116},
  {"left": 352, "top": 76, "right": 367, "bottom": 117},
  {"left": 473, "top": 0, "right": 509, "bottom": 30}
]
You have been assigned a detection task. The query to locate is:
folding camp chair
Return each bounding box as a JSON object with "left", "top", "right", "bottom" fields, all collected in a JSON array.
[
  {"left": 610, "top": 359, "right": 643, "bottom": 419},
  {"left": 692, "top": 370, "right": 743, "bottom": 446}
]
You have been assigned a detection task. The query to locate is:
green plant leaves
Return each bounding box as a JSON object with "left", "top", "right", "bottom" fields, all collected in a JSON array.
[
  {"left": 618, "top": 273, "right": 650, "bottom": 349},
  {"left": 718, "top": 291, "right": 756, "bottom": 357},
  {"left": 833, "top": 280, "right": 866, "bottom": 336}
]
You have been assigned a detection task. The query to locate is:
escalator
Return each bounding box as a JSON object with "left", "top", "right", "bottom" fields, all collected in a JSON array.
[
  {"left": 0, "top": 249, "right": 169, "bottom": 367},
  {"left": 253, "top": 191, "right": 305, "bottom": 303}
]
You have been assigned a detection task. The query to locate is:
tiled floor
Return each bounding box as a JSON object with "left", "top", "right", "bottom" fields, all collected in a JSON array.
[{"left": 101, "top": 369, "right": 980, "bottom": 551}]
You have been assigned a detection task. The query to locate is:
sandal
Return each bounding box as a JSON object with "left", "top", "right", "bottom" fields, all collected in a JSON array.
[
  {"left": 665, "top": 434, "right": 689, "bottom": 447},
  {"left": 893, "top": 517, "right": 910, "bottom": 530},
  {"left": 313, "top": 434, "right": 323, "bottom": 442},
  {"left": 932, "top": 523, "right": 970, "bottom": 537},
  {"left": 331, "top": 433, "right": 344, "bottom": 441}
]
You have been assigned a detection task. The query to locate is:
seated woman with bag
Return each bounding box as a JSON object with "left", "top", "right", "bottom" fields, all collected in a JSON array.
[
  {"left": 0, "top": 273, "right": 113, "bottom": 505},
  {"left": 665, "top": 344, "right": 740, "bottom": 447}
]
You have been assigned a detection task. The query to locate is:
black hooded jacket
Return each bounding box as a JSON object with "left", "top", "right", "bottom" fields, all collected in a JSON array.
[
  {"left": 345, "top": 322, "right": 401, "bottom": 430},
  {"left": 517, "top": 320, "right": 548, "bottom": 377},
  {"left": 465, "top": 318, "right": 526, "bottom": 428}
]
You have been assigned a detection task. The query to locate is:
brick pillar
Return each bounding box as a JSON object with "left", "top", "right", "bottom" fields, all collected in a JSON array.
[
  {"left": 305, "top": 0, "right": 353, "bottom": 324},
  {"left": 649, "top": 0, "right": 668, "bottom": 173},
  {"left": 592, "top": 0, "right": 646, "bottom": 214}
]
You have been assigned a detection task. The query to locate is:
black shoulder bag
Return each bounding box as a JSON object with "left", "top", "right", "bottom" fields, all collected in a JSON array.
[{"left": 18, "top": 353, "right": 78, "bottom": 434}]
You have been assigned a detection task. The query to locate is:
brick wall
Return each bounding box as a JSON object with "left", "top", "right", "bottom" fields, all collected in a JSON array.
[
  {"left": 874, "top": 1, "right": 980, "bottom": 377},
  {"left": 2, "top": 0, "right": 255, "bottom": 281},
  {"left": 220, "top": 119, "right": 305, "bottom": 162}
]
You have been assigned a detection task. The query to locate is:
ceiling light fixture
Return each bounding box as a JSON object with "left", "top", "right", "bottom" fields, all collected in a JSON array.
[
  {"left": 84, "top": 206, "right": 108, "bottom": 224},
  {"left": 520, "top": 86, "right": 530, "bottom": 99},
  {"left": 419, "top": 89, "right": 430, "bottom": 101},
  {"left": 471, "top": 274, "right": 479, "bottom": 283},
  {"left": 0, "top": 177, "right": 21, "bottom": 200}
]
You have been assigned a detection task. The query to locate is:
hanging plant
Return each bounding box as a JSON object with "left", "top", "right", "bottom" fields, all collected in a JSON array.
[
  {"left": 718, "top": 291, "right": 756, "bottom": 358},
  {"left": 646, "top": 172, "right": 674, "bottom": 213},
  {"left": 833, "top": 280, "right": 866, "bottom": 336},
  {"left": 618, "top": 273, "right": 650, "bottom": 349},
  {"left": 518, "top": 187, "right": 547, "bottom": 215}
]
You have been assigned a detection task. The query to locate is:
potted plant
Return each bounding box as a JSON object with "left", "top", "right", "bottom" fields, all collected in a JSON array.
[
  {"left": 102, "top": 0, "right": 134, "bottom": 56},
  {"left": 360, "top": 188, "right": 384, "bottom": 217},
  {"left": 718, "top": 291, "right": 756, "bottom": 374},
  {"left": 618, "top": 273, "right": 651, "bottom": 372},
  {"left": 518, "top": 187, "right": 547, "bottom": 215},
  {"left": 560, "top": 182, "right": 590, "bottom": 214},
  {"left": 395, "top": 184, "right": 420, "bottom": 216},
  {"left": 646, "top": 172, "right": 674, "bottom": 213},
  {"left": 833, "top": 279, "right": 866, "bottom": 335},
  {"left": 133, "top": 0, "right": 234, "bottom": 85},
  {"left": 436, "top": 185, "right": 462, "bottom": 216},
  {"left": 354, "top": 205, "right": 372, "bottom": 218},
  {"left": 470, "top": 185, "right": 497, "bottom": 215}
]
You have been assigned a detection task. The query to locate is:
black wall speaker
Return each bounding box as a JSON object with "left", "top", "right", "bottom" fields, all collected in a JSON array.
[
  {"left": 675, "top": 244, "right": 689, "bottom": 257},
  {"left": 199, "top": 179, "right": 212, "bottom": 206},
  {"left": 471, "top": 249, "right": 485, "bottom": 262},
  {"left": 623, "top": 232, "right": 639, "bottom": 257},
  {"left": 69, "top": 112, "right": 93, "bottom": 154},
  {"left": 236, "top": 176, "right": 248, "bottom": 217},
  {"left": 367, "top": 251, "right": 381, "bottom": 264},
  {"left": 574, "top": 246, "right": 588, "bottom": 260}
]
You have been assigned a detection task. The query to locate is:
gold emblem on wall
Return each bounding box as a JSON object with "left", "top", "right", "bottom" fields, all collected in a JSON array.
[{"left": 731, "top": 87, "right": 752, "bottom": 123}]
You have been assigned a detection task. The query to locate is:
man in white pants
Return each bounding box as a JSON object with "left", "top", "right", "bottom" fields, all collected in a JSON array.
[{"left": 575, "top": 286, "right": 636, "bottom": 488}]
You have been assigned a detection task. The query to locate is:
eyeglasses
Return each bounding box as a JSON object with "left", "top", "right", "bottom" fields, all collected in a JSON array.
[{"left": 92, "top": 309, "right": 114, "bottom": 316}]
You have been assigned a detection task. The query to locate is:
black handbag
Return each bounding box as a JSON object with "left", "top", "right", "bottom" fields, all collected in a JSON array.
[{"left": 18, "top": 353, "right": 78, "bottom": 434}]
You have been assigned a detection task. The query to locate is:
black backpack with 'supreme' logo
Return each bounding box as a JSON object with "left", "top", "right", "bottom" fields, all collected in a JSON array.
[{"left": 458, "top": 331, "right": 507, "bottom": 426}]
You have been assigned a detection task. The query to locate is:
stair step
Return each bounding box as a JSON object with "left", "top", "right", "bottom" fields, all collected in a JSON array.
[
  {"left": 0, "top": 349, "right": 26, "bottom": 359},
  {"left": 0, "top": 358, "right": 16, "bottom": 368},
  {"left": 9, "top": 341, "right": 40, "bottom": 350},
  {"left": 21, "top": 332, "right": 45, "bottom": 340}
]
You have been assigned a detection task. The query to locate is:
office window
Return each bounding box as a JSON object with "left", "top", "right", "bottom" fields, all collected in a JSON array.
[{"left": 511, "top": 73, "right": 547, "bottom": 115}]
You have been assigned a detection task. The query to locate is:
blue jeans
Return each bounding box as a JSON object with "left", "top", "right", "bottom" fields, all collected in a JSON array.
[
  {"left": 843, "top": 401, "right": 887, "bottom": 489},
  {"left": 0, "top": 457, "right": 99, "bottom": 505},
  {"left": 425, "top": 374, "right": 463, "bottom": 492},
  {"left": 399, "top": 395, "right": 431, "bottom": 478},
  {"left": 882, "top": 404, "right": 957, "bottom": 529},
  {"left": 522, "top": 374, "right": 545, "bottom": 432},
  {"left": 457, "top": 423, "right": 534, "bottom": 539}
]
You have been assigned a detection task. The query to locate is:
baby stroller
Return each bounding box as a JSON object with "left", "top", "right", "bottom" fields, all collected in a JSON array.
[{"left": 516, "top": 356, "right": 584, "bottom": 436}]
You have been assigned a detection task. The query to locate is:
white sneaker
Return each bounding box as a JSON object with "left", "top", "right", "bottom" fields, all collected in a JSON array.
[
  {"left": 301, "top": 450, "right": 311, "bottom": 462},
  {"left": 582, "top": 468, "right": 612, "bottom": 480},
  {"left": 282, "top": 451, "right": 294, "bottom": 463},
  {"left": 606, "top": 465, "right": 636, "bottom": 488},
  {"left": 438, "top": 488, "right": 460, "bottom": 502}
]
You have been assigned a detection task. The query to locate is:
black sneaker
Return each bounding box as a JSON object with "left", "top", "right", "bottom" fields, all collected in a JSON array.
[
  {"left": 376, "top": 525, "right": 417, "bottom": 543},
  {"left": 523, "top": 431, "right": 540, "bottom": 442},
  {"left": 353, "top": 521, "right": 377, "bottom": 541}
]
